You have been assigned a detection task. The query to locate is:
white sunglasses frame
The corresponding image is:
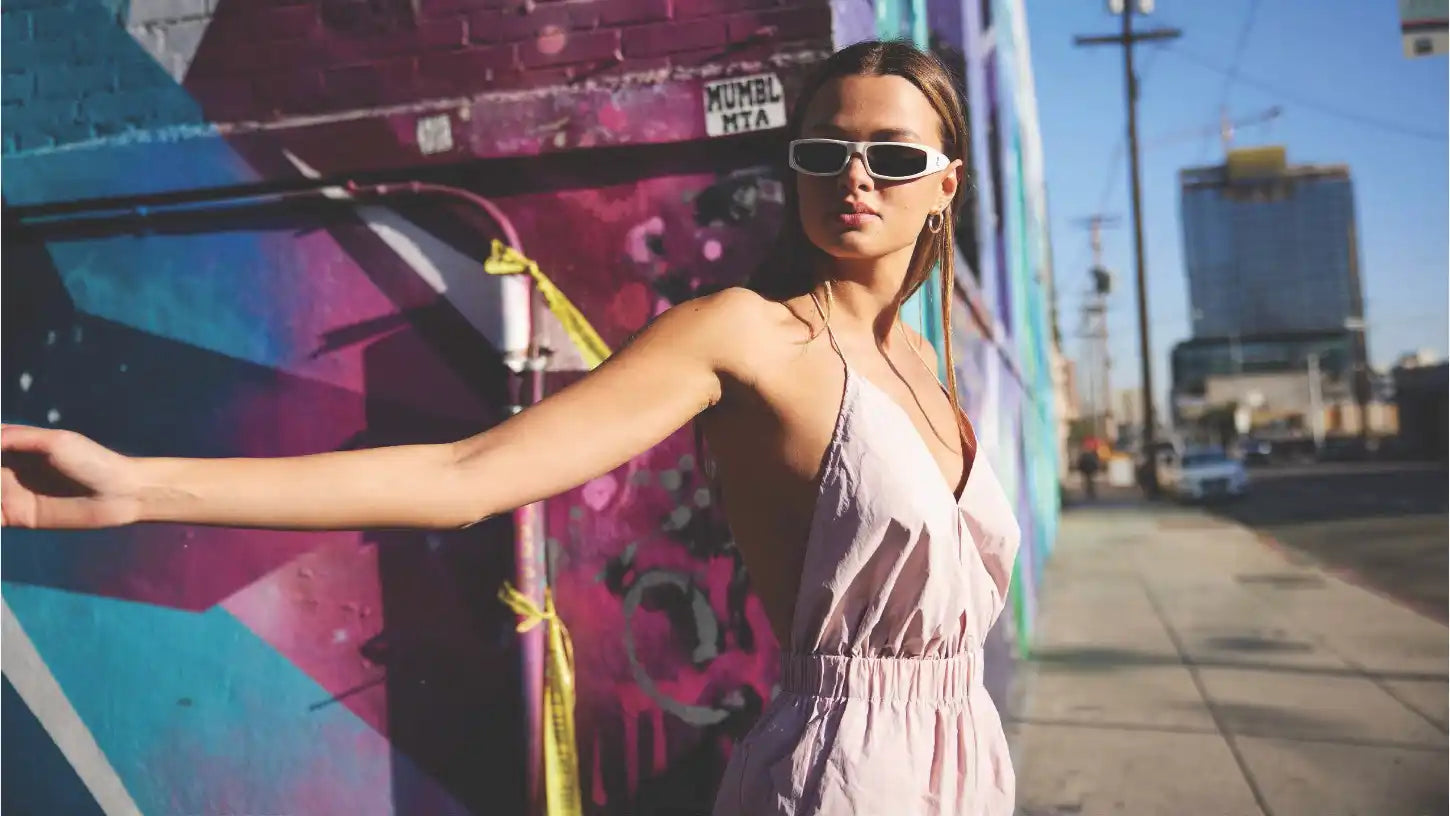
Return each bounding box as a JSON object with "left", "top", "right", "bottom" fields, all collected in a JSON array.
[{"left": 788, "top": 138, "right": 951, "bottom": 181}]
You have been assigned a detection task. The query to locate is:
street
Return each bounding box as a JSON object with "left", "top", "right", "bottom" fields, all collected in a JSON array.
[{"left": 1205, "top": 461, "right": 1447, "bottom": 622}]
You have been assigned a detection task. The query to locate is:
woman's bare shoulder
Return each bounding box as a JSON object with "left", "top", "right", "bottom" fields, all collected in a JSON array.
[
  {"left": 677, "top": 285, "right": 805, "bottom": 324},
  {"left": 661, "top": 286, "right": 818, "bottom": 371}
]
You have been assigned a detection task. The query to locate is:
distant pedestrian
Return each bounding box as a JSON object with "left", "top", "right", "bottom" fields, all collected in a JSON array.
[{"left": 1077, "top": 444, "right": 1102, "bottom": 499}]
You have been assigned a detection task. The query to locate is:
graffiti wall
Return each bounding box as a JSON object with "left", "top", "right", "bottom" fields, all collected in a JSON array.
[
  {"left": 2, "top": 0, "right": 1061, "bottom": 813},
  {"left": 3, "top": 1, "right": 826, "bottom": 814},
  {"left": 515, "top": 167, "right": 793, "bottom": 814},
  {"left": 888, "top": 0, "right": 1065, "bottom": 674},
  {"left": 930, "top": 0, "right": 1063, "bottom": 684}
]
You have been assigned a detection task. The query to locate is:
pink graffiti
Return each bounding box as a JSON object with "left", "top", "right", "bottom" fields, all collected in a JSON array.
[
  {"left": 608, "top": 281, "right": 652, "bottom": 329},
  {"left": 550, "top": 426, "right": 782, "bottom": 806},
  {"left": 597, "top": 103, "right": 629, "bottom": 132},
  {"left": 536, "top": 25, "right": 567, "bottom": 56},
  {"left": 581, "top": 473, "right": 619, "bottom": 511},
  {"left": 624, "top": 216, "right": 665, "bottom": 264},
  {"left": 606, "top": 548, "right": 779, "bottom": 794}
]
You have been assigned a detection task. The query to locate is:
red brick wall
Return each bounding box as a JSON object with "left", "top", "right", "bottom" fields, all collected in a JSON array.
[{"left": 185, "top": 0, "right": 832, "bottom": 121}]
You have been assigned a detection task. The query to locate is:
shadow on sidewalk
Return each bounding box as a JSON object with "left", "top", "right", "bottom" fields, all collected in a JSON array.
[
  {"left": 1026, "top": 644, "right": 1447, "bottom": 683},
  {"left": 1059, "top": 480, "right": 1151, "bottom": 512}
]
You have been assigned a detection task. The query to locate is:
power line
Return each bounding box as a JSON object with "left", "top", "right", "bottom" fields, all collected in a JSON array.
[
  {"left": 1167, "top": 46, "right": 1450, "bottom": 142},
  {"left": 1200, "top": 0, "right": 1265, "bottom": 160},
  {"left": 1072, "top": 7, "right": 1179, "bottom": 490},
  {"left": 1061, "top": 39, "right": 1172, "bottom": 290},
  {"left": 1094, "top": 39, "right": 1172, "bottom": 214},
  {"left": 1219, "top": 0, "right": 1263, "bottom": 103}
]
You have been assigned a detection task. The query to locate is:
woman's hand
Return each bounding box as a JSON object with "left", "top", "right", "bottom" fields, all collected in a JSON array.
[{"left": 1, "top": 425, "right": 144, "bottom": 529}]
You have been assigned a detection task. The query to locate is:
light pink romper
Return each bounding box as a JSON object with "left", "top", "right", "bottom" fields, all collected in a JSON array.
[{"left": 712, "top": 321, "right": 1021, "bottom": 816}]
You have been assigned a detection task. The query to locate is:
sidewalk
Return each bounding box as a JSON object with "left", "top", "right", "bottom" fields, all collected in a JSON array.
[{"left": 1010, "top": 498, "right": 1448, "bottom": 816}]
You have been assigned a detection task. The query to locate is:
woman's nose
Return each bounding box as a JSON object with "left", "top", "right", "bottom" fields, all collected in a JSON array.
[{"left": 838, "top": 153, "right": 873, "bottom": 191}]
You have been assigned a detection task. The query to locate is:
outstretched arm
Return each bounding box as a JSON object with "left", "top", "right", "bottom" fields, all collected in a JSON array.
[{"left": 2, "top": 289, "right": 759, "bottom": 532}]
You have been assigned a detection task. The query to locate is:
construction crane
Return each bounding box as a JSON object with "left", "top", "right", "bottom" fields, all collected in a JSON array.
[{"left": 1145, "top": 105, "right": 1283, "bottom": 153}]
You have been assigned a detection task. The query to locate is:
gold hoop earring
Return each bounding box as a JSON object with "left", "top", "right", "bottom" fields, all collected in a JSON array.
[{"left": 926, "top": 211, "right": 944, "bottom": 233}]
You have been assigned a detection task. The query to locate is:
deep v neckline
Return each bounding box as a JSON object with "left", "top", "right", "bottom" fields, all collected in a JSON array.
[
  {"left": 846, "top": 364, "right": 976, "bottom": 505},
  {"left": 805, "top": 284, "right": 977, "bottom": 507}
]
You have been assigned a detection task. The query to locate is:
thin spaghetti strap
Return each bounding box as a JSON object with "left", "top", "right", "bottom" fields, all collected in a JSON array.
[
  {"left": 897, "top": 322, "right": 948, "bottom": 395},
  {"left": 808, "top": 284, "right": 848, "bottom": 365},
  {"left": 897, "top": 322, "right": 979, "bottom": 464}
]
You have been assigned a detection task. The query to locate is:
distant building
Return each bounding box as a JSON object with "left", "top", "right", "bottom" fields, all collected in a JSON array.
[
  {"left": 1174, "top": 147, "right": 1373, "bottom": 428},
  {"left": 1399, "top": 0, "right": 1449, "bottom": 57},
  {"left": 1179, "top": 146, "right": 1367, "bottom": 339},
  {"left": 1170, "top": 332, "right": 1396, "bottom": 440},
  {"left": 1395, "top": 348, "right": 1444, "bottom": 369},
  {"left": 1115, "top": 387, "right": 1143, "bottom": 430},
  {"left": 1171, "top": 331, "right": 1355, "bottom": 398},
  {"left": 1201, "top": 370, "right": 1394, "bottom": 439},
  {"left": 1393, "top": 361, "right": 1448, "bottom": 458},
  {"left": 1109, "top": 387, "right": 1142, "bottom": 452}
]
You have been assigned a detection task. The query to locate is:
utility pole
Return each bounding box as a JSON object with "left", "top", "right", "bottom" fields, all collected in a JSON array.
[
  {"left": 1306, "top": 352, "right": 1325, "bottom": 452},
  {"left": 1075, "top": 2, "right": 1180, "bottom": 494},
  {"left": 1075, "top": 214, "right": 1119, "bottom": 442},
  {"left": 1344, "top": 315, "right": 1371, "bottom": 447}
]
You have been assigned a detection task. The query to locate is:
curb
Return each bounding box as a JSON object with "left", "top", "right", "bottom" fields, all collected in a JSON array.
[{"left": 1249, "top": 528, "right": 1448, "bottom": 624}]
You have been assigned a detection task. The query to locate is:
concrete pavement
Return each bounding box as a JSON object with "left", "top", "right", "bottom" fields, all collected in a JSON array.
[
  {"left": 1010, "top": 498, "right": 1448, "bottom": 816},
  {"left": 1207, "top": 462, "right": 1448, "bottom": 621}
]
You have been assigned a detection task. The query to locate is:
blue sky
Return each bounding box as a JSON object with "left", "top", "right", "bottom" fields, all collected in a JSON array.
[{"left": 1025, "top": 0, "right": 1448, "bottom": 398}]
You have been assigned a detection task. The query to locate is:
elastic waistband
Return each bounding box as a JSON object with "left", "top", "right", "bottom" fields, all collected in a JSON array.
[{"left": 780, "top": 651, "right": 981, "bottom": 703}]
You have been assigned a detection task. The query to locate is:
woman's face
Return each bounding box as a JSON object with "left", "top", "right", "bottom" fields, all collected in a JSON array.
[{"left": 795, "top": 74, "right": 962, "bottom": 263}]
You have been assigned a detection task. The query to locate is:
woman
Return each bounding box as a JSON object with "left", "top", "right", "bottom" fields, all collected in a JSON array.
[{"left": 2, "top": 40, "right": 1018, "bottom": 816}]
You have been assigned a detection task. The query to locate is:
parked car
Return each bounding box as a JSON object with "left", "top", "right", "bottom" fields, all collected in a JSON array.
[
  {"left": 1161, "top": 447, "right": 1249, "bottom": 501},
  {"left": 1237, "top": 436, "right": 1273, "bottom": 466}
]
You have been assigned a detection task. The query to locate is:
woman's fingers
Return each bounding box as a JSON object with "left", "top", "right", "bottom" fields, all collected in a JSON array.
[
  {"left": 0, "top": 465, "right": 35, "bottom": 527},
  {"left": 1, "top": 425, "right": 56, "bottom": 455}
]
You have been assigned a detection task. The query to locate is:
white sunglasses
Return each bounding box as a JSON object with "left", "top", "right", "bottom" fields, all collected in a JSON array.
[{"left": 788, "top": 138, "right": 951, "bottom": 181}]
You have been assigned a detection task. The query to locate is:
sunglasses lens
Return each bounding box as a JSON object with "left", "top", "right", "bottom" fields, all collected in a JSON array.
[
  {"left": 792, "top": 141, "right": 848, "bottom": 174},
  {"left": 866, "top": 144, "right": 930, "bottom": 178}
]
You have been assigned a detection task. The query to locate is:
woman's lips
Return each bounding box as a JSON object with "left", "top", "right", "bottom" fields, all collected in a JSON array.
[{"left": 835, "top": 212, "right": 879, "bottom": 227}]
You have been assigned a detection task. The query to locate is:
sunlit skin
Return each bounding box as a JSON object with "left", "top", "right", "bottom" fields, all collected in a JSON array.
[{"left": 0, "top": 74, "right": 968, "bottom": 650}]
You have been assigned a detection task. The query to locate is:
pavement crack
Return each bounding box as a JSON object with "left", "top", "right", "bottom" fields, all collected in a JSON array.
[{"left": 1138, "top": 574, "right": 1277, "bottom": 816}]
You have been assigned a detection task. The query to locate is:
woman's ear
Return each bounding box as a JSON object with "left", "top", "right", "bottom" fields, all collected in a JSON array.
[{"left": 938, "top": 159, "right": 965, "bottom": 212}]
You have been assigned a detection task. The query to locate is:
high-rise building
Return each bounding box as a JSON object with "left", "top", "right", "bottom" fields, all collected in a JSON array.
[
  {"left": 1173, "top": 146, "right": 1373, "bottom": 432},
  {"left": 1179, "top": 146, "right": 1366, "bottom": 338}
]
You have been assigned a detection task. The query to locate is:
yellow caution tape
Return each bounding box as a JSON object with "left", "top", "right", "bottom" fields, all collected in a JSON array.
[
  {"left": 499, "top": 583, "right": 583, "bottom": 816},
  {"left": 484, "top": 240, "right": 613, "bottom": 369}
]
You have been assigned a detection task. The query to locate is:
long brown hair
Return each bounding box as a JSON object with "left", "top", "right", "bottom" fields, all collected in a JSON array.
[{"left": 749, "top": 39, "right": 972, "bottom": 436}]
